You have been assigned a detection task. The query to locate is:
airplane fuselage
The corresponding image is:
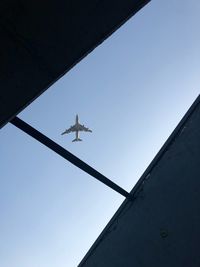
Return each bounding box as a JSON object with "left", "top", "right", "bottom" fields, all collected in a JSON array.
[{"left": 73, "top": 115, "right": 82, "bottom": 142}]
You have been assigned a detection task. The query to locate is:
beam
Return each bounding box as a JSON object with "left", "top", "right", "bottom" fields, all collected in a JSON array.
[{"left": 10, "top": 117, "right": 132, "bottom": 200}]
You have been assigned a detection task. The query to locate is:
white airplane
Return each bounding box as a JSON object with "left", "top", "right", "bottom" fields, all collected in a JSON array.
[{"left": 61, "top": 114, "right": 92, "bottom": 142}]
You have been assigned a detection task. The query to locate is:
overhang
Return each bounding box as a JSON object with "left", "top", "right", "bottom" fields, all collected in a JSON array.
[{"left": 0, "top": 0, "right": 150, "bottom": 128}]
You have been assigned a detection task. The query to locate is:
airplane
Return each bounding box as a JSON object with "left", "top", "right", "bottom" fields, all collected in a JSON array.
[{"left": 61, "top": 114, "right": 92, "bottom": 142}]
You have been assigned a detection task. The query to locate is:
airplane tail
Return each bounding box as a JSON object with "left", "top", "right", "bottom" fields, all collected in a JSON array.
[{"left": 72, "top": 138, "right": 82, "bottom": 142}]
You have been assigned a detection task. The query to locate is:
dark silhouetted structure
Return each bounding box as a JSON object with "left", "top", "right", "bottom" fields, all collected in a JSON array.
[
  {"left": 0, "top": 0, "right": 150, "bottom": 128},
  {"left": 78, "top": 95, "right": 200, "bottom": 267}
]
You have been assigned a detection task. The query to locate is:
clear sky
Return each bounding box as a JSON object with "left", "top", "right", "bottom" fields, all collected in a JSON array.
[{"left": 0, "top": 1, "right": 200, "bottom": 266}]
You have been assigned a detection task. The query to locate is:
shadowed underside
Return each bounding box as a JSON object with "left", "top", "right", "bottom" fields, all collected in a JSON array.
[{"left": 0, "top": 0, "right": 150, "bottom": 129}]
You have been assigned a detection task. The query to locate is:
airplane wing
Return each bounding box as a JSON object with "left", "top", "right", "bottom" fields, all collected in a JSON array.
[
  {"left": 79, "top": 124, "right": 92, "bottom": 132},
  {"left": 61, "top": 125, "right": 76, "bottom": 135}
]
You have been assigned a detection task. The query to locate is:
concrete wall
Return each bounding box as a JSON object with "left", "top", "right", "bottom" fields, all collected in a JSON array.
[{"left": 79, "top": 95, "right": 200, "bottom": 267}]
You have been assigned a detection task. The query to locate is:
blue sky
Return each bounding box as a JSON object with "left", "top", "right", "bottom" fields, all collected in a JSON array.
[{"left": 0, "top": 1, "right": 200, "bottom": 266}]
